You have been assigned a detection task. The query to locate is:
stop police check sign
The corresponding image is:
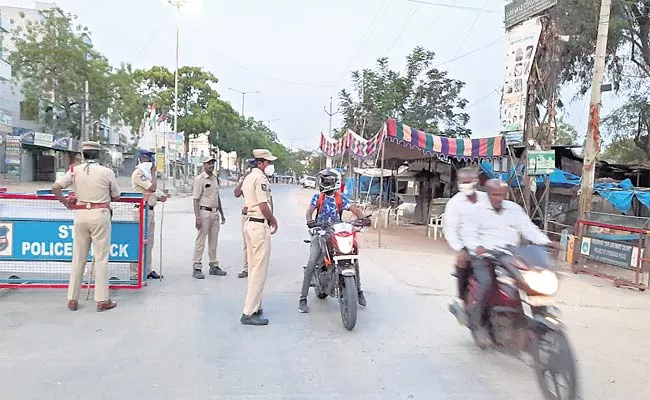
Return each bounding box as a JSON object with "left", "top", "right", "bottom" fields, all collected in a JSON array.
[{"left": 0, "top": 219, "right": 139, "bottom": 262}]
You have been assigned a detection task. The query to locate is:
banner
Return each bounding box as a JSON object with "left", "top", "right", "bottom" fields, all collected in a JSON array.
[
  {"left": 505, "top": 0, "right": 557, "bottom": 30},
  {"left": 499, "top": 17, "right": 543, "bottom": 136},
  {"left": 0, "top": 219, "right": 139, "bottom": 263}
]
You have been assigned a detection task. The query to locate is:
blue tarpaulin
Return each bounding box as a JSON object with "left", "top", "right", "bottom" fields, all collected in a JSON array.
[{"left": 479, "top": 162, "right": 650, "bottom": 214}]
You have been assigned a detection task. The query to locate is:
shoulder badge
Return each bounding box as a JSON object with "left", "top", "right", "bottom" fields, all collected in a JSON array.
[{"left": 261, "top": 184, "right": 267, "bottom": 191}]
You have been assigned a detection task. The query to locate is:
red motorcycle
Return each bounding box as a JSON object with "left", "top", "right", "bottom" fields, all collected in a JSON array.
[
  {"left": 305, "top": 217, "right": 370, "bottom": 330},
  {"left": 450, "top": 245, "right": 579, "bottom": 400}
]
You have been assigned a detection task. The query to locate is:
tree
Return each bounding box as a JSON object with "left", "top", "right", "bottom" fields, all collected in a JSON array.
[
  {"left": 8, "top": 8, "right": 114, "bottom": 138},
  {"left": 338, "top": 47, "right": 470, "bottom": 138},
  {"left": 554, "top": 117, "right": 579, "bottom": 145},
  {"left": 601, "top": 136, "right": 647, "bottom": 164},
  {"left": 135, "top": 66, "right": 224, "bottom": 158},
  {"left": 552, "top": 1, "right": 650, "bottom": 157}
]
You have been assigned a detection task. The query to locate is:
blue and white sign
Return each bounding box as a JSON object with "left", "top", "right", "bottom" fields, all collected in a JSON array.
[{"left": 0, "top": 219, "right": 139, "bottom": 262}]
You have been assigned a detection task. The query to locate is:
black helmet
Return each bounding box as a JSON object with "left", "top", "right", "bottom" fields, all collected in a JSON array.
[{"left": 318, "top": 168, "right": 339, "bottom": 193}]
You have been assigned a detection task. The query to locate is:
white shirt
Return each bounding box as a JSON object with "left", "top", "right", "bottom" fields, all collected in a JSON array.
[
  {"left": 464, "top": 199, "right": 551, "bottom": 252},
  {"left": 443, "top": 190, "right": 488, "bottom": 252}
]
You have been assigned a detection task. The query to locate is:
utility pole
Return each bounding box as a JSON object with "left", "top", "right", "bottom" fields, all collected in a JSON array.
[
  {"left": 579, "top": 0, "right": 612, "bottom": 218},
  {"left": 82, "top": 80, "right": 89, "bottom": 142},
  {"left": 167, "top": 0, "right": 187, "bottom": 186},
  {"left": 323, "top": 96, "right": 339, "bottom": 168},
  {"left": 227, "top": 88, "right": 260, "bottom": 118}
]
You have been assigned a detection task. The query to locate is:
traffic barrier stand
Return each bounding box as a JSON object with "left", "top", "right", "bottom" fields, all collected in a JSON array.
[
  {"left": 571, "top": 211, "right": 649, "bottom": 292},
  {"left": 0, "top": 190, "right": 150, "bottom": 290}
]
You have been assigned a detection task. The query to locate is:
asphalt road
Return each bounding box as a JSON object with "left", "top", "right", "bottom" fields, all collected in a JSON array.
[{"left": 1, "top": 185, "right": 557, "bottom": 399}]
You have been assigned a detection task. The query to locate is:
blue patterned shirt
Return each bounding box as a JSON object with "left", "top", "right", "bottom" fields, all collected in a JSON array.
[{"left": 310, "top": 193, "right": 352, "bottom": 224}]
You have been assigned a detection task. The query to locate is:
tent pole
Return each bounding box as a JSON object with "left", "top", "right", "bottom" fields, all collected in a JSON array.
[{"left": 377, "top": 135, "right": 386, "bottom": 249}]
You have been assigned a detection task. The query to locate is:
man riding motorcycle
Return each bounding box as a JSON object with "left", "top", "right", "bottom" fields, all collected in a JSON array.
[
  {"left": 464, "top": 179, "right": 552, "bottom": 347},
  {"left": 443, "top": 167, "right": 487, "bottom": 303},
  {"left": 299, "top": 168, "right": 367, "bottom": 313}
]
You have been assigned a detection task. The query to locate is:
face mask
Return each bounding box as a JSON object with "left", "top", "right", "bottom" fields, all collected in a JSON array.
[
  {"left": 137, "top": 161, "right": 153, "bottom": 180},
  {"left": 264, "top": 164, "right": 275, "bottom": 177},
  {"left": 458, "top": 182, "right": 476, "bottom": 195}
]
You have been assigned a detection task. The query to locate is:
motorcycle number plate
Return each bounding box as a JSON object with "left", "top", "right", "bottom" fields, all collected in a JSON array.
[{"left": 525, "top": 295, "right": 555, "bottom": 307}]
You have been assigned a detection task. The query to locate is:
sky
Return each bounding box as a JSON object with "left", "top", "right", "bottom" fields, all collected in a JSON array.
[{"left": 4, "top": 0, "right": 621, "bottom": 150}]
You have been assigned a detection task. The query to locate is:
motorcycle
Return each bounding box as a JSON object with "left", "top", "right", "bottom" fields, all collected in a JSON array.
[
  {"left": 449, "top": 244, "right": 579, "bottom": 400},
  {"left": 304, "top": 217, "right": 370, "bottom": 330}
]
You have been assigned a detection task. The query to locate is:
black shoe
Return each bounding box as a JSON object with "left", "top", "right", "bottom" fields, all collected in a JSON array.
[
  {"left": 253, "top": 308, "right": 263, "bottom": 316},
  {"left": 148, "top": 271, "right": 161, "bottom": 279},
  {"left": 193, "top": 269, "right": 205, "bottom": 279},
  {"left": 358, "top": 291, "right": 367, "bottom": 307},
  {"left": 238, "top": 270, "right": 248, "bottom": 278},
  {"left": 209, "top": 265, "right": 227, "bottom": 276},
  {"left": 240, "top": 313, "right": 269, "bottom": 326},
  {"left": 298, "top": 297, "right": 309, "bottom": 313}
]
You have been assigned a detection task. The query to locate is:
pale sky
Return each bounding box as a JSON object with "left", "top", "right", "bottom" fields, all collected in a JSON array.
[{"left": 5, "top": 0, "right": 620, "bottom": 149}]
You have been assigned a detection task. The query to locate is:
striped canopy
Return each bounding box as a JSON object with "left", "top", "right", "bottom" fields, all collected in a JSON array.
[{"left": 385, "top": 118, "right": 505, "bottom": 161}]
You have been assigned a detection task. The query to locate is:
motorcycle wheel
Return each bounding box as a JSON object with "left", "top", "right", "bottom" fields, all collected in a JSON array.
[
  {"left": 531, "top": 329, "right": 579, "bottom": 400},
  {"left": 340, "top": 276, "right": 358, "bottom": 331}
]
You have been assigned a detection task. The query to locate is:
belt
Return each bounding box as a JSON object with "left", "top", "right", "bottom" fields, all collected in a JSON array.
[
  {"left": 200, "top": 206, "right": 215, "bottom": 212},
  {"left": 70, "top": 202, "right": 110, "bottom": 210},
  {"left": 134, "top": 204, "right": 154, "bottom": 211},
  {"left": 247, "top": 217, "right": 266, "bottom": 223}
]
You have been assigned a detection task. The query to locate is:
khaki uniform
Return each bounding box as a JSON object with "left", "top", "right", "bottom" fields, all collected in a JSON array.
[
  {"left": 192, "top": 171, "right": 222, "bottom": 267},
  {"left": 55, "top": 161, "right": 120, "bottom": 302},
  {"left": 129, "top": 169, "right": 161, "bottom": 279},
  {"left": 241, "top": 168, "right": 272, "bottom": 316}
]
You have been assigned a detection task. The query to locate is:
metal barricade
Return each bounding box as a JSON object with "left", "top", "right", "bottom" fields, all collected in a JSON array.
[
  {"left": 0, "top": 189, "right": 149, "bottom": 290},
  {"left": 570, "top": 212, "right": 649, "bottom": 291}
]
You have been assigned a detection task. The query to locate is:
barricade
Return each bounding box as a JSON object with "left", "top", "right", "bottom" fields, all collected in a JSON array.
[
  {"left": 570, "top": 211, "right": 649, "bottom": 291},
  {"left": 0, "top": 189, "right": 151, "bottom": 290}
]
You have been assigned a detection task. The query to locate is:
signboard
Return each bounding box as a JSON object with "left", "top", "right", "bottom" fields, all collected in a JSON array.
[
  {"left": 34, "top": 132, "right": 54, "bottom": 148},
  {"left": 527, "top": 150, "right": 555, "bottom": 175},
  {"left": 580, "top": 237, "right": 640, "bottom": 271},
  {"left": 4, "top": 135, "right": 21, "bottom": 166},
  {"left": 505, "top": 0, "right": 558, "bottom": 30},
  {"left": 156, "top": 153, "right": 165, "bottom": 173},
  {"left": 503, "top": 131, "right": 524, "bottom": 146},
  {"left": 0, "top": 219, "right": 139, "bottom": 262},
  {"left": 499, "top": 17, "right": 543, "bottom": 135}
]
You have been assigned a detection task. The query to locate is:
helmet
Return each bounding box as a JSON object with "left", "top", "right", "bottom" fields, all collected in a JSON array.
[{"left": 318, "top": 168, "right": 340, "bottom": 193}]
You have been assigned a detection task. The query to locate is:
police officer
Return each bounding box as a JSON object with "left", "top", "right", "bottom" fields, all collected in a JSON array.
[
  {"left": 52, "top": 141, "right": 121, "bottom": 312},
  {"left": 234, "top": 158, "right": 256, "bottom": 278},
  {"left": 240, "top": 149, "right": 278, "bottom": 326},
  {"left": 192, "top": 156, "right": 226, "bottom": 279},
  {"left": 130, "top": 148, "right": 168, "bottom": 280}
]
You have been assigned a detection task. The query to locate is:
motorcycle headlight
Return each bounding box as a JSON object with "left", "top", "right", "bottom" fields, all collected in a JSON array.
[
  {"left": 521, "top": 269, "right": 559, "bottom": 295},
  {"left": 334, "top": 236, "right": 354, "bottom": 254}
]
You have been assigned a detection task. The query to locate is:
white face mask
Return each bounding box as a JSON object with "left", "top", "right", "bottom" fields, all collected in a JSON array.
[
  {"left": 264, "top": 164, "right": 275, "bottom": 177},
  {"left": 137, "top": 161, "right": 153, "bottom": 180},
  {"left": 458, "top": 182, "right": 476, "bottom": 196}
]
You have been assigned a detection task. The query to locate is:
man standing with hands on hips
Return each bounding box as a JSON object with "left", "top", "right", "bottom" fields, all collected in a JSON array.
[
  {"left": 240, "top": 149, "right": 278, "bottom": 326},
  {"left": 192, "top": 156, "right": 227, "bottom": 279},
  {"left": 52, "top": 141, "right": 121, "bottom": 312}
]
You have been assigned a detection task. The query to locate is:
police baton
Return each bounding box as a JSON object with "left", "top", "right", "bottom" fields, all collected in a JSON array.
[{"left": 159, "top": 188, "right": 169, "bottom": 280}]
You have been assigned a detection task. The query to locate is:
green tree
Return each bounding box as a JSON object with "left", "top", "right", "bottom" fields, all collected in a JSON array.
[
  {"left": 552, "top": 1, "right": 650, "bottom": 156},
  {"left": 554, "top": 117, "right": 579, "bottom": 145},
  {"left": 135, "top": 66, "right": 226, "bottom": 158},
  {"left": 338, "top": 47, "right": 470, "bottom": 138},
  {"left": 8, "top": 8, "right": 113, "bottom": 138},
  {"left": 601, "top": 136, "right": 647, "bottom": 164}
]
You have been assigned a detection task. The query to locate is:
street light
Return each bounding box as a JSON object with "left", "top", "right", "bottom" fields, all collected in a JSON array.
[{"left": 227, "top": 87, "right": 260, "bottom": 118}]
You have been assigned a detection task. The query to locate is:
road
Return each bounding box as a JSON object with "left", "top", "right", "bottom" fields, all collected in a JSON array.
[{"left": 0, "top": 184, "right": 648, "bottom": 399}]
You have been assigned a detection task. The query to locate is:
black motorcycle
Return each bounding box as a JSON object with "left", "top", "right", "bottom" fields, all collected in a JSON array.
[
  {"left": 449, "top": 245, "right": 579, "bottom": 400},
  {"left": 304, "top": 217, "right": 370, "bottom": 330}
]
